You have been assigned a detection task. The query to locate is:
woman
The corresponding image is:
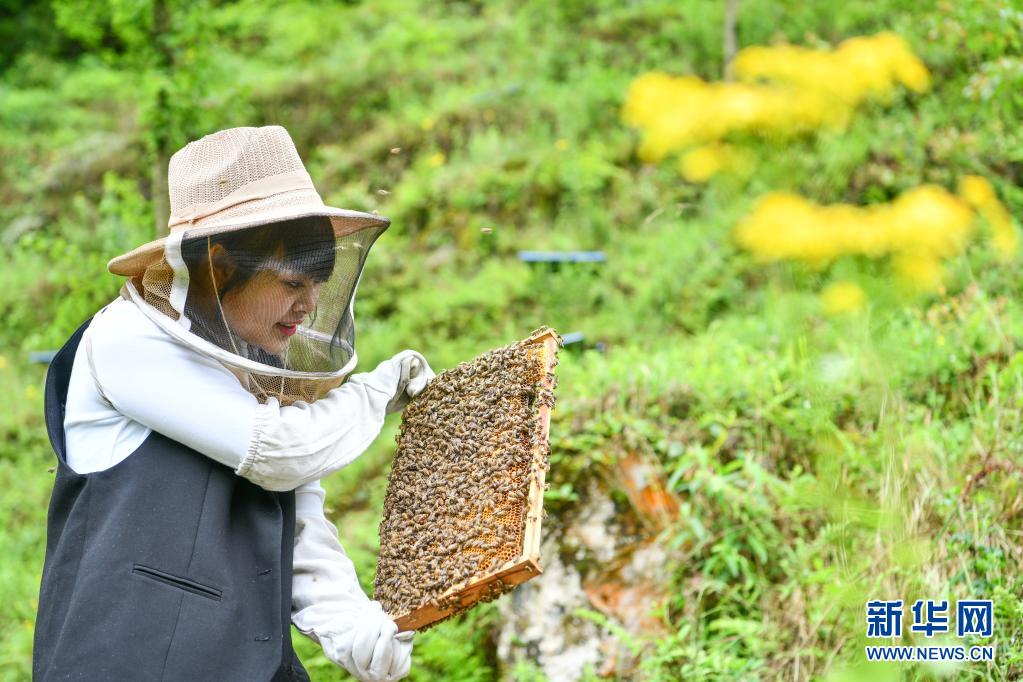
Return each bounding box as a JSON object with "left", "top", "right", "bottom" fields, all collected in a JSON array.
[{"left": 34, "top": 126, "right": 430, "bottom": 681}]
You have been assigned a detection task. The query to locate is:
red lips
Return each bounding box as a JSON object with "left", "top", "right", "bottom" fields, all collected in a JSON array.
[{"left": 277, "top": 323, "right": 298, "bottom": 337}]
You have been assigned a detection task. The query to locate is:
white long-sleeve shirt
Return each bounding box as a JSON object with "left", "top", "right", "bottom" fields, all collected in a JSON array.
[{"left": 63, "top": 296, "right": 397, "bottom": 661}]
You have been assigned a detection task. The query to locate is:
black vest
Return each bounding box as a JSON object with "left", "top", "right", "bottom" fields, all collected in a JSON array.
[{"left": 34, "top": 320, "right": 310, "bottom": 681}]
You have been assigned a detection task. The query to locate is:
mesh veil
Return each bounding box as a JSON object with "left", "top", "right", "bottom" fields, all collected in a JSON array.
[{"left": 125, "top": 215, "right": 385, "bottom": 405}]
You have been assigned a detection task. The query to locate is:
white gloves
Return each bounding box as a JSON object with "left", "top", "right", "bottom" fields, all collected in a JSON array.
[
  {"left": 292, "top": 489, "right": 415, "bottom": 681},
  {"left": 321, "top": 601, "right": 414, "bottom": 681},
  {"left": 378, "top": 350, "right": 436, "bottom": 415},
  {"left": 285, "top": 348, "right": 432, "bottom": 681}
]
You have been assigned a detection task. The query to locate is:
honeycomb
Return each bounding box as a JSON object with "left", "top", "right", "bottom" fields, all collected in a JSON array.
[{"left": 375, "top": 327, "right": 561, "bottom": 629}]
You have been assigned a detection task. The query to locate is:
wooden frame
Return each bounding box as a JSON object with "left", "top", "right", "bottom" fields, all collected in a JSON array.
[{"left": 390, "top": 329, "right": 560, "bottom": 632}]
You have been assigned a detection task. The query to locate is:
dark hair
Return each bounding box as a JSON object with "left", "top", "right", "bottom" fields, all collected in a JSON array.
[{"left": 181, "top": 215, "right": 336, "bottom": 298}]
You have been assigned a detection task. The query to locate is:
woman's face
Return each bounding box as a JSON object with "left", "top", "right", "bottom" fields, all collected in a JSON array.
[{"left": 220, "top": 263, "right": 322, "bottom": 356}]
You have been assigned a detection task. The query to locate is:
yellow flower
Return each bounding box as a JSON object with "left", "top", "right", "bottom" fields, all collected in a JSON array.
[
  {"left": 885, "top": 186, "right": 974, "bottom": 257},
  {"left": 427, "top": 152, "right": 446, "bottom": 168},
  {"left": 733, "top": 186, "right": 974, "bottom": 267},
  {"left": 420, "top": 117, "right": 436, "bottom": 131},
  {"left": 0, "top": 355, "right": 7, "bottom": 370},
  {"left": 958, "top": 175, "right": 996, "bottom": 207},
  {"left": 555, "top": 139, "right": 569, "bottom": 151},
  {"left": 25, "top": 385, "right": 39, "bottom": 400},
  {"left": 958, "top": 175, "right": 1018, "bottom": 259},
  {"left": 680, "top": 145, "right": 726, "bottom": 182},
  {"left": 892, "top": 252, "right": 944, "bottom": 291},
  {"left": 733, "top": 186, "right": 989, "bottom": 289},
  {"left": 623, "top": 32, "right": 930, "bottom": 166},
  {"left": 679, "top": 143, "right": 752, "bottom": 182},
  {"left": 989, "top": 212, "right": 1019, "bottom": 259},
  {"left": 732, "top": 32, "right": 930, "bottom": 103},
  {"left": 821, "top": 281, "right": 866, "bottom": 315}
]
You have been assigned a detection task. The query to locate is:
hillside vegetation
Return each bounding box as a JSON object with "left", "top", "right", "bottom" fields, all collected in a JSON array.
[{"left": 2, "top": 1, "right": 1023, "bottom": 679}]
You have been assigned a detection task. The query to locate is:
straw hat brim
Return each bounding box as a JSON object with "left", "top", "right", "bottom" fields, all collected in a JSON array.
[{"left": 108, "top": 205, "right": 390, "bottom": 277}]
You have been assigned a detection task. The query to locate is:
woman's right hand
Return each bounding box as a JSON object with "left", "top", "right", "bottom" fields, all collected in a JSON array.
[{"left": 379, "top": 350, "right": 436, "bottom": 414}]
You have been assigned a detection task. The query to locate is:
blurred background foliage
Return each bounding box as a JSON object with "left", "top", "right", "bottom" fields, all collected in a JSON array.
[{"left": 2, "top": 0, "right": 1023, "bottom": 679}]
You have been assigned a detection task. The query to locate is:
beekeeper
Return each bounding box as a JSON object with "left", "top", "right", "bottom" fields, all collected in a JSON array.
[{"left": 34, "top": 126, "right": 431, "bottom": 682}]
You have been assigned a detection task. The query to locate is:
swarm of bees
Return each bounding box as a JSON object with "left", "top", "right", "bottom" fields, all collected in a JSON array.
[{"left": 375, "top": 327, "right": 562, "bottom": 627}]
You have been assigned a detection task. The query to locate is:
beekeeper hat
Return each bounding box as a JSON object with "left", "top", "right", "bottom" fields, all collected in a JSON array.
[
  {"left": 108, "top": 125, "right": 388, "bottom": 276},
  {"left": 112, "top": 126, "right": 389, "bottom": 405}
]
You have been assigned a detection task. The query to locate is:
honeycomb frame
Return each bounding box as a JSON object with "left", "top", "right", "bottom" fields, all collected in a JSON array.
[{"left": 376, "top": 328, "right": 561, "bottom": 632}]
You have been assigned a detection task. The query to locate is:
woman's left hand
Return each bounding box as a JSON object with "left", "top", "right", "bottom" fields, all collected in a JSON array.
[{"left": 325, "top": 601, "right": 414, "bottom": 681}]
